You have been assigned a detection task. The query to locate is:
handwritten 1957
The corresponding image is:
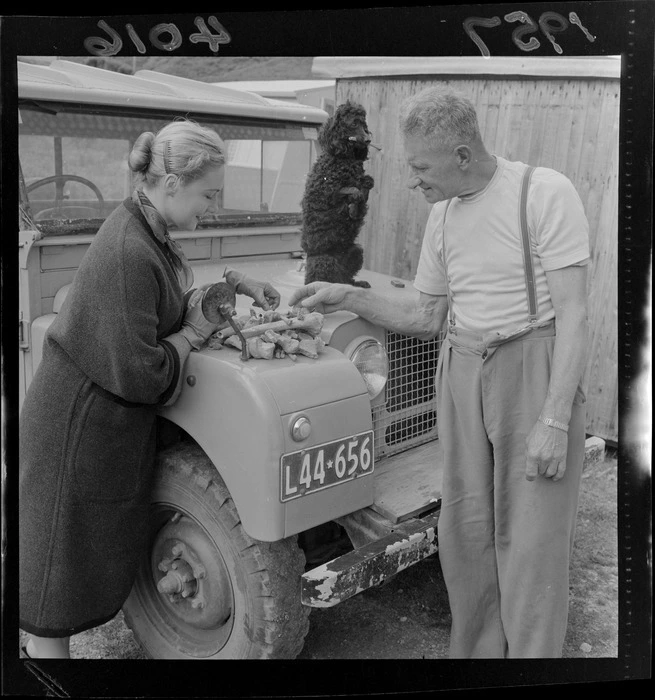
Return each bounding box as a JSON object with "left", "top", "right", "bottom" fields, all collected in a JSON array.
[{"left": 464, "top": 11, "right": 596, "bottom": 57}]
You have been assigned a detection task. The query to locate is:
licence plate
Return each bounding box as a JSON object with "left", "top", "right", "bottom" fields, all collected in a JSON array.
[{"left": 280, "top": 431, "right": 374, "bottom": 502}]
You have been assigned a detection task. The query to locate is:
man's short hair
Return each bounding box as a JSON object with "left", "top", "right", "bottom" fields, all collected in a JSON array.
[{"left": 399, "top": 87, "right": 482, "bottom": 152}]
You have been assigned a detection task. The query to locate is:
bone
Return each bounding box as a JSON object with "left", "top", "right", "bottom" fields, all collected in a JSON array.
[{"left": 213, "top": 312, "right": 324, "bottom": 342}]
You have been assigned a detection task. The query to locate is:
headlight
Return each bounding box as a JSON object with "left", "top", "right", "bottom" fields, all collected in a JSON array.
[{"left": 345, "top": 337, "right": 388, "bottom": 400}]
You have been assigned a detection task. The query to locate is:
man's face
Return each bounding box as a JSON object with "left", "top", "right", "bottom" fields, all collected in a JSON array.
[{"left": 403, "top": 135, "right": 464, "bottom": 204}]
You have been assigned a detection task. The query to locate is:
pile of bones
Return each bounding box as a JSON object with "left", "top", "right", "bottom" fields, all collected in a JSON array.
[{"left": 207, "top": 308, "right": 326, "bottom": 361}]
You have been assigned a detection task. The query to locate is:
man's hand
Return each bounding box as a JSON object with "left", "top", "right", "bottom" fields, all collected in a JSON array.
[
  {"left": 525, "top": 420, "right": 569, "bottom": 482},
  {"left": 288, "top": 282, "right": 354, "bottom": 315}
]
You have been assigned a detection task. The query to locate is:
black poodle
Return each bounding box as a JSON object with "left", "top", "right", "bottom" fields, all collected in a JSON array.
[{"left": 300, "top": 100, "right": 378, "bottom": 288}]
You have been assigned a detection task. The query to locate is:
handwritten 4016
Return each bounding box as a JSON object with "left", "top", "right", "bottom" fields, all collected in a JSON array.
[
  {"left": 84, "top": 16, "right": 231, "bottom": 56},
  {"left": 465, "top": 11, "right": 596, "bottom": 57}
]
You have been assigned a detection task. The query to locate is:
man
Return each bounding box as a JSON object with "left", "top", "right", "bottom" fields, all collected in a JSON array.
[{"left": 289, "top": 87, "right": 590, "bottom": 658}]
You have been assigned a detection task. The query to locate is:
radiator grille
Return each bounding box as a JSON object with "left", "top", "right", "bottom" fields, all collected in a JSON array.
[{"left": 372, "top": 331, "right": 444, "bottom": 461}]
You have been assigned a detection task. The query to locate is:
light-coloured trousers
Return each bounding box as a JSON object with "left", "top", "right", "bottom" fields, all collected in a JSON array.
[{"left": 436, "top": 324, "right": 586, "bottom": 658}]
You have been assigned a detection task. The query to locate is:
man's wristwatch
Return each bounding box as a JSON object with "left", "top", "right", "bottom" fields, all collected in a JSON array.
[{"left": 539, "top": 416, "right": 569, "bottom": 433}]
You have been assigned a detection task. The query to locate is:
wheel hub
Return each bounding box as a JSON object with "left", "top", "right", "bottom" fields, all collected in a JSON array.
[
  {"left": 157, "top": 546, "right": 200, "bottom": 602},
  {"left": 152, "top": 515, "right": 233, "bottom": 630}
]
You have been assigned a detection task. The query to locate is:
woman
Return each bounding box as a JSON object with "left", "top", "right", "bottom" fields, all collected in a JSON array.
[{"left": 19, "top": 119, "right": 280, "bottom": 658}]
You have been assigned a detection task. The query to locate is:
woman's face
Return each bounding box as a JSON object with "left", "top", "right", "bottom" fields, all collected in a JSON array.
[{"left": 165, "top": 165, "right": 225, "bottom": 231}]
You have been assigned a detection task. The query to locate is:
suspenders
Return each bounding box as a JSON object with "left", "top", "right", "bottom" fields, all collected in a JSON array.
[
  {"left": 442, "top": 164, "right": 537, "bottom": 333},
  {"left": 520, "top": 165, "right": 538, "bottom": 324},
  {"left": 441, "top": 199, "right": 456, "bottom": 333}
]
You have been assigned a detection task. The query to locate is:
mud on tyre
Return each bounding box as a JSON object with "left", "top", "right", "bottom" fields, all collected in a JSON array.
[{"left": 123, "top": 443, "right": 310, "bottom": 659}]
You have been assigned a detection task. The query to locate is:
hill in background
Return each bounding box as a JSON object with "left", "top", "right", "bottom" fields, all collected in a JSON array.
[{"left": 18, "top": 56, "right": 318, "bottom": 82}]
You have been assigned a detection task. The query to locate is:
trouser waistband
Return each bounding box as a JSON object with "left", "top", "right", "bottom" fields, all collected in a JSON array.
[{"left": 446, "top": 320, "right": 555, "bottom": 354}]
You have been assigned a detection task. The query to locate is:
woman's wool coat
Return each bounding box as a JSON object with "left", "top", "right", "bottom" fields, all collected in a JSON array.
[{"left": 19, "top": 198, "right": 188, "bottom": 637}]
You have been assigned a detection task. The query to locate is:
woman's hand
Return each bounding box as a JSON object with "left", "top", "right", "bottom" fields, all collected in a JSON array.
[
  {"left": 179, "top": 288, "right": 220, "bottom": 349},
  {"left": 225, "top": 270, "right": 280, "bottom": 311}
]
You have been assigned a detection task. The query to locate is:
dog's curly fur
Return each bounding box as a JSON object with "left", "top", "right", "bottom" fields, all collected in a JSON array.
[{"left": 300, "top": 101, "right": 375, "bottom": 287}]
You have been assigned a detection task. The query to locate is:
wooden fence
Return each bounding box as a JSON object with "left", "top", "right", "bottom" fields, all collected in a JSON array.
[{"left": 314, "top": 57, "right": 620, "bottom": 443}]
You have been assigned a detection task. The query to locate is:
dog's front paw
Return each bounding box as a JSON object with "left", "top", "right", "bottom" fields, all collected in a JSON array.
[
  {"left": 353, "top": 279, "right": 371, "bottom": 288},
  {"left": 348, "top": 202, "right": 367, "bottom": 219}
]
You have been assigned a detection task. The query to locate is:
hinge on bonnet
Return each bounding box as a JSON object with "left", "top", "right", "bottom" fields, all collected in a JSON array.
[
  {"left": 19, "top": 229, "right": 43, "bottom": 269},
  {"left": 19, "top": 312, "right": 30, "bottom": 351}
]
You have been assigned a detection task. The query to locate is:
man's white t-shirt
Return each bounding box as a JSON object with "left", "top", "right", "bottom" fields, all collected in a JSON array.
[{"left": 413, "top": 156, "right": 590, "bottom": 336}]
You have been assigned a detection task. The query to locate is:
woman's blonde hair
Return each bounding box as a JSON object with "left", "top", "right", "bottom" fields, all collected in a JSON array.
[
  {"left": 399, "top": 87, "right": 481, "bottom": 152},
  {"left": 128, "top": 118, "right": 226, "bottom": 186}
]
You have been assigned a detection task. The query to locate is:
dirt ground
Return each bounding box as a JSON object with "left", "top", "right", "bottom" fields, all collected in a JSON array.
[{"left": 18, "top": 450, "right": 618, "bottom": 663}]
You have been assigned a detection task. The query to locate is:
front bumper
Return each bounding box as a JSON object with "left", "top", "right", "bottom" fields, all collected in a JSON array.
[{"left": 300, "top": 509, "right": 440, "bottom": 608}]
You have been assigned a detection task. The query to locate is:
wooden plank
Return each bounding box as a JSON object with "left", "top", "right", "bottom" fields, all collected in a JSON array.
[
  {"left": 581, "top": 81, "right": 619, "bottom": 442},
  {"left": 374, "top": 80, "right": 402, "bottom": 276},
  {"left": 526, "top": 82, "right": 549, "bottom": 166},
  {"left": 314, "top": 56, "right": 622, "bottom": 80},
  {"left": 372, "top": 439, "right": 444, "bottom": 523},
  {"left": 495, "top": 81, "right": 517, "bottom": 160},
  {"left": 550, "top": 81, "right": 576, "bottom": 172},
  {"left": 538, "top": 82, "right": 566, "bottom": 170},
  {"left": 503, "top": 80, "right": 529, "bottom": 162},
  {"left": 574, "top": 81, "right": 605, "bottom": 219},
  {"left": 517, "top": 81, "right": 539, "bottom": 165},
  {"left": 474, "top": 78, "right": 491, "bottom": 145},
  {"left": 564, "top": 80, "right": 591, "bottom": 185},
  {"left": 481, "top": 79, "right": 503, "bottom": 153}
]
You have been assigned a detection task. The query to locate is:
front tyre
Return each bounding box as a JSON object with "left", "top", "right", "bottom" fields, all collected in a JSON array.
[{"left": 123, "top": 443, "right": 310, "bottom": 659}]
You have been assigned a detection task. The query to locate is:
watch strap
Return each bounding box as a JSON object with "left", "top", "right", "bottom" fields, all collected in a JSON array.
[{"left": 539, "top": 416, "right": 569, "bottom": 433}]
